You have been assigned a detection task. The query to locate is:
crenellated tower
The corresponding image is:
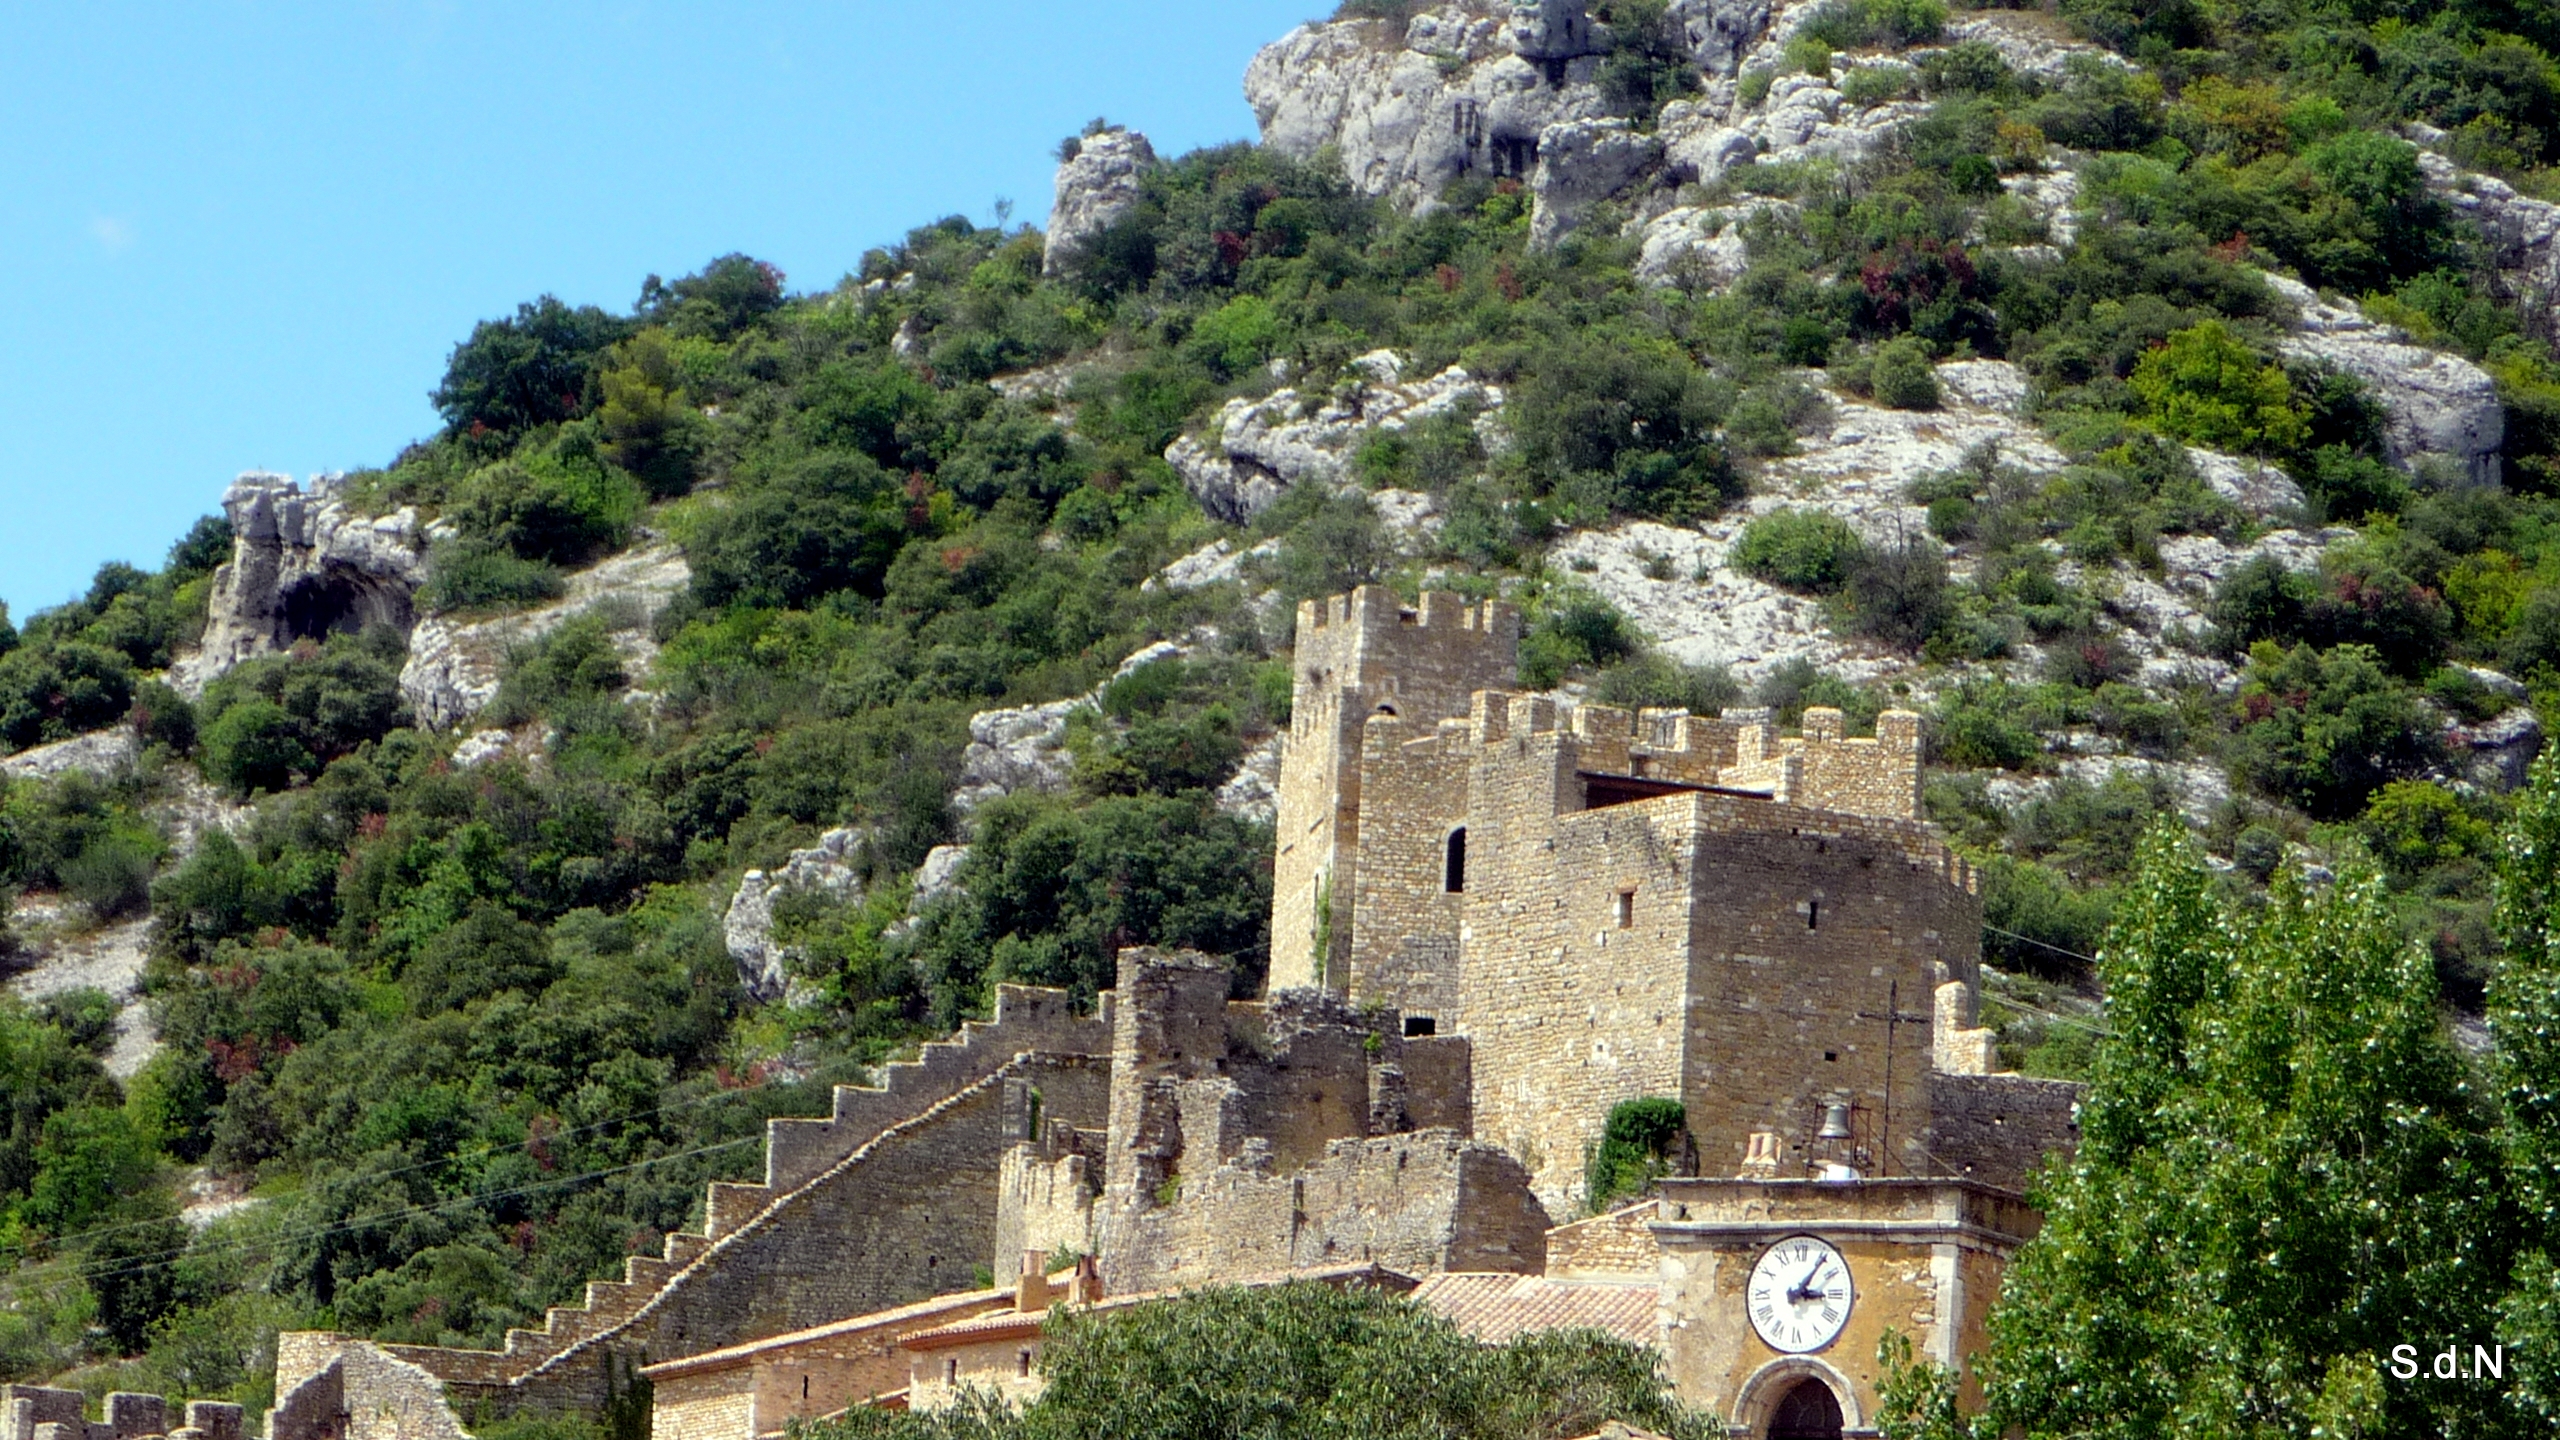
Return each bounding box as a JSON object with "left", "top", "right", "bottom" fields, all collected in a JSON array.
[{"left": 1268, "top": 586, "right": 1518, "bottom": 994}]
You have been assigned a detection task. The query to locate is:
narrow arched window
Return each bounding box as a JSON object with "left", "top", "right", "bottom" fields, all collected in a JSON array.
[{"left": 1445, "top": 828, "right": 1467, "bottom": 893}]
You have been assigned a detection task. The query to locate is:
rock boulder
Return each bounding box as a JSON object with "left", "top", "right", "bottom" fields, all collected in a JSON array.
[{"left": 1044, "top": 128, "right": 1157, "bottom": 277}]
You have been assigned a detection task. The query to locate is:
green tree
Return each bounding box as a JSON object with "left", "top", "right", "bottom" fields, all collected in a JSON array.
[
  {"left": 2494, "top": 752, "right": 2560, "bottom": 1418},
  {"left": 804, "top": 1281, "right": 1710, "bottom": 1440},
  {"left": 1902, "top": 823, "right": 2511, "bottom": 1439},
  {"left": 432, "top": 296, "right": 630, "bottom": 442},
  {"left": 2130, "top": 321, "right": 2308, "bottom": 455}
]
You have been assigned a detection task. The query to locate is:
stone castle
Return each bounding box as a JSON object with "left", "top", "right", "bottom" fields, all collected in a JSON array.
[{"left": 265, "top": 586, "right": 2079, "bottom": 1440}]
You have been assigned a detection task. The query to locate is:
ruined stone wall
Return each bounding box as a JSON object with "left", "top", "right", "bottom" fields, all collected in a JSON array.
[
  {"left": 404, "top": 1051, "right": 1111, "bottom": 1414},
  {"left": 763, "top": 987, "right": 1112, "bottom": 1192},
  {"left": 1920, "top": 1072, "right": 2083, "bottom": 1191},
  {"left": 1678, "top": 807, "right": 1979, "bottom": 1180},
  {"left": 1100, "top": 1129, "right": 1550, "bottom": 1292},
  {"left": 1271, "top": 588, "right": 1517, "bottom": 992},
  {"left": 1542, "top": 1201, "right": 1663, "bottom": 1278},
  {"left": 269, "top": 1337, "right": 473, "bottom": 1440},
  {"left": 994, "top": 1126, "right": 1103, "bottom": 1272},
  {"left": 1348, "top": 718, "right": 1470, "bottom": 1023}
]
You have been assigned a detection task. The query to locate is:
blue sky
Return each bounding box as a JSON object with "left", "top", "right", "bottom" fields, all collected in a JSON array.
[{"left": 0, "top": 0, "right": 1321, "bottom": 617}]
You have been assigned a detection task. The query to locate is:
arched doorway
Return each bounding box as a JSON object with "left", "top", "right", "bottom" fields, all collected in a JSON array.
[{"left": 1766, "top": 1377, "right": 1843, "bottom": 1440}]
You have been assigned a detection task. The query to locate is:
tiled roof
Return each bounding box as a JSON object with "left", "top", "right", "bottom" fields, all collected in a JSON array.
[
  {"left": 638, "top": 1286, "right": 1011, "bottom": 1379},
  {"left": 898, "top": 1262, "right": 1420, "bottom": 1351},
  {"left": 1412, "top": 1272, "right": 1660, "bottom": 1346}
]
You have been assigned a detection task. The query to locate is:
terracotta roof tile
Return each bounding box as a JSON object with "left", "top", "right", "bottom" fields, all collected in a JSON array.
[{"left": 1412, "top": 1272, "right": 1659, "bottom": 1347}]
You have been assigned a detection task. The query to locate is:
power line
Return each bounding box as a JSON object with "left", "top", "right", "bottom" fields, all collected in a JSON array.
[
  {"left": 67, "top": 1135, "right": 765, "bottom": 1285},
  {"left": 1982, "top": 922, "right": 2101, "bottom": 969},
  {"left": 44, "top": 1051, "right": 843, "bottom": 1254}
]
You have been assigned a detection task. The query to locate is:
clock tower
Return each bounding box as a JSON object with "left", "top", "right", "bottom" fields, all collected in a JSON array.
[{"left": 1650, "top": 1176, "right": 2041, "bottom": 1439}]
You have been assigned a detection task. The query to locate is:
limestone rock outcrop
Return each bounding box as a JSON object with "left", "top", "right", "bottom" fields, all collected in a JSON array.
[
  {"left": 1045, "top": 128, "right": 1157, "bottom": 277},
  {"left": 1167, "top": 350, "right": 1502, "bottom": 523},
  {"left": 2415, "top": 139, "right": 2560, "bottom": 337},
  {"left": 725, "top": 827, "right": 869, "bottom": 1003},
  {"left": 398, "top": 544, "right": 690, "bottom": 730},
  {"left": 2263, "top": 273, "right": 2504, "bottom": 485},
  {"left": 1670, "top": 0, "right": 1773, "bottom": 75},
  {"left": 1529, "top": 117, "right": 1661, "bottom": 247},
  {"left": 174, "top": 473, "right": 432, "bottom": 695},
  {"left": 1632, "top": 199, "right": 1794, "bottom": 289},
  {"left": 1245, "top": 4, "right": 1611, "bottom": 212}
]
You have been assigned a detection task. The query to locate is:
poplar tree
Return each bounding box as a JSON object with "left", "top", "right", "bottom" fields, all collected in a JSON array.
[{"left": 1885, "top": 822, "right": 2513, "bottom": 1438}]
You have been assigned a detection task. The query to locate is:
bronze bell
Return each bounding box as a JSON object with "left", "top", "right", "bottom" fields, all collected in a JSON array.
[{"left": 1816, "top": 1100, "right": 1853, "bottom": 1140}]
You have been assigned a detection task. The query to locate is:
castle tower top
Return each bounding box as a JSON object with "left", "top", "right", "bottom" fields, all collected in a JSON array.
[{"left": 1291, "top": 586, "right": 1518, "bottom": 725}]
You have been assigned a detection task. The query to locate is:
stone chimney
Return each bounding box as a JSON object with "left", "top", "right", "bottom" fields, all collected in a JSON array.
[{"left": 1015, "top": 1249, "right": 1053, "bottom": 1314}]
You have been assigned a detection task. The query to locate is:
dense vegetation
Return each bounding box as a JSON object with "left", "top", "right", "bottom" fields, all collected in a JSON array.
[
  {"left": 805, "top": 1280, "right": 1710, "bottom": 1440},
  {"left": 6, "top": 0, "right": 2560, "bottom": 1427}
]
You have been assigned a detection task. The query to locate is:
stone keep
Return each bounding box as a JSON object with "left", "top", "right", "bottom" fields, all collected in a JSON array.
[
  {"left": 1270, "top": 588, "right": 1520, "bottom": 998},
  {"left": 1272, "top": 586, "right": 2002, "bottom": 1210}
]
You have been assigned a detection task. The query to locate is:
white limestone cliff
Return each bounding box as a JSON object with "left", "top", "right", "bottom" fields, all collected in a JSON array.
[{"left": 173, "top": 472, "right": 433, "bottom": 695}]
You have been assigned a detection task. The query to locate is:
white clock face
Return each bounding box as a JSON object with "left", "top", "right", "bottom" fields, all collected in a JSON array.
[{"left": 1746, "top": 1235, "right": 1854, "bottom": 1354}]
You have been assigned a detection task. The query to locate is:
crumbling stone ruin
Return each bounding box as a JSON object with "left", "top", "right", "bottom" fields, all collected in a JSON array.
[
  {"left": 277, "top": 585, "right": 2079, "bottom": 1437},
  {"left": 1, "top": 1388, "right": 244, "bottom": 1440}
]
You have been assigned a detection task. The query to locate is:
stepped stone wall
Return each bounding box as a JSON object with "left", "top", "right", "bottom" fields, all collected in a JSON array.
[{"left": 347, "top": 986, "right": 1112, "bottom": 1414}]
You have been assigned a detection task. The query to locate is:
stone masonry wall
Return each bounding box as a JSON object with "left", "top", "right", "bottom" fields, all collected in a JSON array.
[
  {"left": 1920, "top": 1071, "right": 2083, "bottom": 1191},
  {"left": 1102, "top": 1128, "right": 1551, "bottom": 1292},
  {"left": 1349, "top": 717, "right": 1470, "bottom": 1024},
  {"left": 1678, "top": 807, "right": 1979, "bottom": 1180},
  {"left": 1458, "top": 712, "right": 1695, "bottom": 1211},
  {"left": 1271, "top": 588, "right": 1517, "bottom": 993}
]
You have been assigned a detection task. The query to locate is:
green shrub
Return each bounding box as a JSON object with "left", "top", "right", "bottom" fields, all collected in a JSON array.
[
  {"left": 2131, "top": 320, "right": 2308, "bottom": 455},
  {"left": 1518, "top": 591, "right": 1642, "bottom": 688},
  {"left": 1798, "top": 0, "right": 1944, "bottom": 51},
  {"left": 201, "top": 700, "right": 314, "bottom": 797},
  {"left": 1846, "top": 536, "right": 1952, "bottom": 652},
  {"left": 1931, "top": 681, "right": 2040, "bottom": 769},
  {"left": 1869, "top": 337, "right": 1941, "bottom": 410},
  {"left": 1738, "top": 68, "right": 1775, "bottom": 106},
  {"left": 1978, "top": 856, "right": 2111, "bottom": 980},
  {"left": 1592, "top": 654, "right": 1742, "bottom": 715},
  {"left": 451, "top": 432, "right": 642, "bottom": 566},
  {"left": 2228, "top": 643, "right": 2438, "bottom": 818},
  {"left": 686, "top": 453, "right": 910, "bottom": 609},
  {"left": 1585, "top": 1097, "right": 1688, "bottom": 1214},
  {"left": 1839, "top": 63, "right": 1915, "bottom": 107},
  {"left": 61, "top": 832, "right": 158, "bottom": 919},
  {"left": 420, "top": 540, "right": 568, "bottom": 614},
  {"left": 1731, "top": 509, "right": 1865, "bottom": 593},
  {"left": 128, "top": 680, "right": 196, "bottom": 754}
]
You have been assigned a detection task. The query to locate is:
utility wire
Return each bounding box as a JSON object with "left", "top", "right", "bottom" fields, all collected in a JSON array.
[
  {"left": 43, "top": 1053, "right": 833, "bottom": 1254},
  {"left": 67, "top": 1135, "right": 765, "bottom": 1285}
]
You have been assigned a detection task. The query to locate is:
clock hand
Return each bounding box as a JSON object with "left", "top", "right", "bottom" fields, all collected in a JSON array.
[{"left": 1789, "top": 1263, "right": 1825, "bottom": 1303}]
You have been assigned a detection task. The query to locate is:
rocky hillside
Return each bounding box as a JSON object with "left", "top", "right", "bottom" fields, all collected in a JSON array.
[{"left": 7, "top": 0, "right": 2560, "bottom": 1416}]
